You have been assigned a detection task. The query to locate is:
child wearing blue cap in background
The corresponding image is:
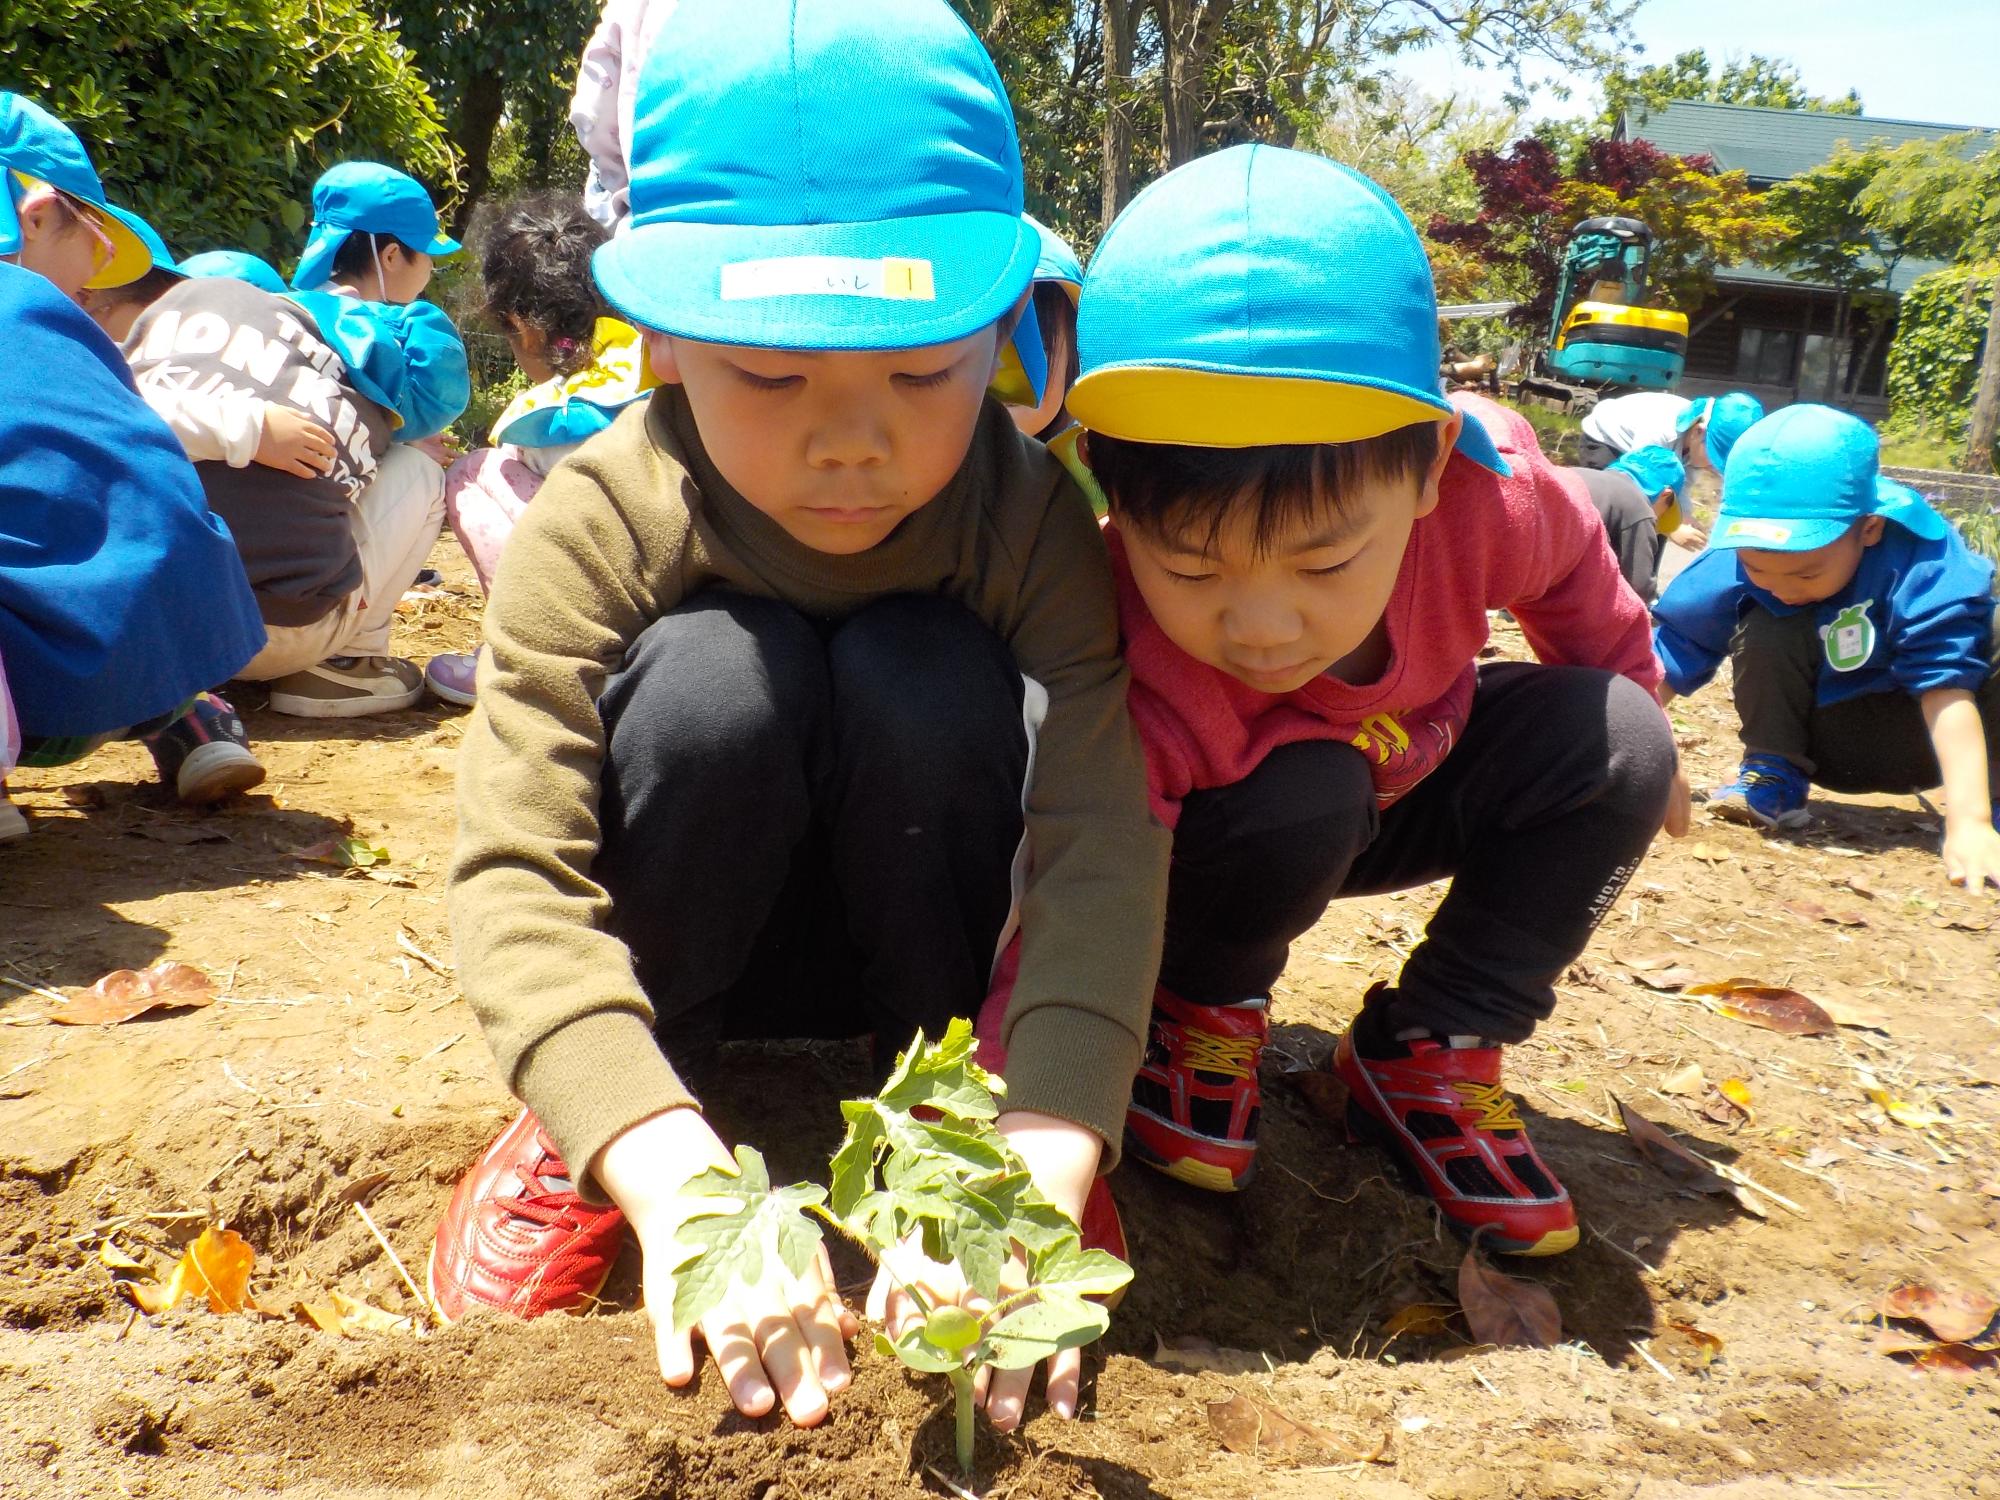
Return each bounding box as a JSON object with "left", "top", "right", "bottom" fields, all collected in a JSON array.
[
  {"left": 180, "top": 250, "right": 289, "bottom": 295},
  {"left": 1654, "top": 404, "right": 2000, "bottom": 893},
  {"left": 291, "top": 160, "right": 462, "bottom": 299},
  {"left": 432, "top": 0, "right": 1165, "bottom": 1438},
  {"left": 427, "top": 192, "right": 654, "bottom": 706},
  {"left": 1564, "top": 442, "right": 1688, "bottom": 603},
  {"left": 1003, "top": 216, "right": 1083, "bottom": 443},
  {"left": 1063, "top": 144, "right": 1677, "bottom": 1255},
  {"left": 0, "top": 91, "right": 269, "bottom": 839},
  {"left": 122, "top": 260, "right": 470, "bottom": 717}
]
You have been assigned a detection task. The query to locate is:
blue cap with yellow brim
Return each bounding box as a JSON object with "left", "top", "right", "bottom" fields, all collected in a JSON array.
[
  {"left": 1069, "top": 144, "right": 1506, "bottom": 474},
  {"left": 1676, "top": 390, "right": 1765, "bottom": 470},
  {"left": 1607, "top": 443, "right": 1687, "bottom": 535},
  {"left": 0, "top": 91, "right": 154, "bottom": 290},
  {"left": 592, "top": 0, "right": 1037, "bottom": 355},
  {"left": 1711, "top": 402, "right": 1949, "bottom": 554}
]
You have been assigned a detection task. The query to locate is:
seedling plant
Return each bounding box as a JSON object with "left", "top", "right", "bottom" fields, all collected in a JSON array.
[{"left": 667, "top": 1020, "right": 1133, "bottom": 1474}]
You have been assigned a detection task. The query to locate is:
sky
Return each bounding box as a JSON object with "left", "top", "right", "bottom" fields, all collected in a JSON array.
[{"left": 1392, "top": 0, "right": 2000, "bottom": 133}]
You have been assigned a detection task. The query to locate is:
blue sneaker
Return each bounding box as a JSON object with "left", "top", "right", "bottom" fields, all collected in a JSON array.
[
  {"left": 1710, "top": 753, "right": 1810, "bottom": 830},
  {"left": 142, "top": 692, "right": 266, "bottom": 805}
]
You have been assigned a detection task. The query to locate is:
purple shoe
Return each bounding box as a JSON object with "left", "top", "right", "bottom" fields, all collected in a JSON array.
[{"left": 424, "top": 651, "right": 480, "bottom": 708}]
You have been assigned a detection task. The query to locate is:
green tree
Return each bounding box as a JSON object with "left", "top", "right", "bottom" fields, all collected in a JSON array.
[
  {"left": 1856, "top": 132, "right": 2000, "bottom": 266},
  {"left": 3, "top": 0, "right": 457, "bottom": 267},
  {"left": 1601, "top": 48, "right": 1861, "bottom": 130},
  {"left": 378, "top": 0, "right": 598, "bottom": 230}
]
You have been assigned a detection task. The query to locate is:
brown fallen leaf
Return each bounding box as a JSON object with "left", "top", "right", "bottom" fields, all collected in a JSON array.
[
  {"left": 1612, "top": 1095, "right": 1767, "bottom": 1218},
  {"left": 1878, "top": 1281, "right": 1999, "bottom": 1345},
  {"left": 52, "top": 962, "right": 215, "bottom": 1026},
  {"left": 1813, "top": 994, "right": 1894, "bottom": 1033},
  {"left": 1657, "top": 1321, "right": 1724, "bottom": 1372},
  {"left": 1457, "top": 1244, "right": 1560, "bottom": 1349},
  {"left": 1887, "top": 1342, "right": 1999, "bottom": 1379},
  {"left": 1931, "top": 912, "right": 1994, "bottom": 933},
  {"left": 1840, "top": 874, "right": 1879, "bottom": 900},
  {"left": 1152, "top": 1334, "right": 1267, "bottom": 1376},
  {"left": 1686, "top": 979, "right": 1835, "bottom": 1037},
  {"left": 1205, "top": 1393, "right": 1388, "bottom": 1463},
  {"left": 1293, "top": 1068, "right": 1348, "bottom": 1126},
  {"left": 1381, "top": 1301, "right": 1457, "bottom": 1338},
  {"left": 292, "top": 835, "right": 391, "bottom": 869},
  {"left": 327, "top": 1291, "right": 420, "bottom": 1336},
  {"left": 1705, "top": 1078, "right": 1755, "bottom": 1128},
  {"left": 1859, "top": 1072, "right": 1952, "bottom": 1131},
  {"left": 123, "top": 1226, "right": 255, "bottom": 1315},
  {"left": 1632, "top": 966, "right": 1700, "bottom": 992},
  {"left": 1687, "top": 842, "right": 1730, "bottom": 865},
  {"left": 1779, "top": 899, "right": 1867, "bottom": 927}
]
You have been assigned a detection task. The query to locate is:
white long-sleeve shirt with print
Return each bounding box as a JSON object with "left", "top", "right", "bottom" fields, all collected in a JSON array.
[{"left": 569, "top": 0, "right": 680, "bottom": 230}]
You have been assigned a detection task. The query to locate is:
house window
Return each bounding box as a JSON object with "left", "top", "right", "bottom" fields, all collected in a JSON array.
[
  {"left": 1798, "top": 335, "right": 1853, "bottom": 400},
  {"left": 1735, "top": 327, "right": 1797, "bottom": 386}
]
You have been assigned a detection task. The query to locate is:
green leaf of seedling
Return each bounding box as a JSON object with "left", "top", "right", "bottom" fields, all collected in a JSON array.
[
  {"left": 876, "top": 1328, "right": 965, "bottom": 1375},
  {"left": 829, "top": 1101, "right": 887, "bottom": 1218},
  {"left": 980, "top": 1291, "right": 1109, "bottom": 1371},
  {"left": 668, "top": 1145, "right": 826, "bottom": 1334},
  {"left": 875, "top": 1019, "right": 1003, "bottom": 1124},
  {"left": 1007, "top": 1199, "right": 1081, "bottom": 1258},
  {"left": 1029, "top": 1236, "right": 1136, "bottom": 1302}
]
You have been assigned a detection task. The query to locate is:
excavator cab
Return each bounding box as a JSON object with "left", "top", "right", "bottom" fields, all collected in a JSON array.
[{"left": 1545, "top": 217, "right": 1688, "bottom": 391}]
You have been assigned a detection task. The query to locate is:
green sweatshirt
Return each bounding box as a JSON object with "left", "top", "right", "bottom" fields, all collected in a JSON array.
[{"left": 449, "top": 389, "right": 1169, "bottom": 1193}]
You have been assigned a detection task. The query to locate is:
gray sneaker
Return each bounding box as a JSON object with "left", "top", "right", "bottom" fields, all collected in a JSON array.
[{"left": 268, "top": 656, "right": 426, "bottom": 719}]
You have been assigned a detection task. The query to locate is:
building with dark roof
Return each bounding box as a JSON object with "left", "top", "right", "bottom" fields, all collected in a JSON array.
[{"left": 1618, "top": 100, "right": 1993, "bottom": 417}]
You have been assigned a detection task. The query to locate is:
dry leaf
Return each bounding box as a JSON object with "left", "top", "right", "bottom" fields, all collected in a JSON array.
[
  {"left": 96, "top": 1240, "right": 149, "bottom": 1272},
  {"left": 1660, "top": 1063, "right": 1707, "bottom": 1096},
  {"left": 123, "top": 1226, "right": 255, "bottom": 1315},
  {"left": 1658, "top": 1321, "right": 1724, "bottom": 1371},
  {"left": 1152, "top": 1334, "right": 1266, "bottom": 1376},
  {"left": 327, "top": 1291, "right": 420, "bottom": 1336},
  {"left": 1878, "top": 1281, "right": 1999, "bottom": 1344},
  {"left": 1457, "top": 1245, "right": 1561, "bottom": 1349},
  {"left": 1840, "top": 874, "right": 1879, "bottom": 900},
  {"left": 1205, "top": 1393, "right": 1387, "bottom": 1463},
  {"left": 1293, "top": 1068, "right": 1348, "bottom": 1126},
  {"left": 1633, "top": 966, "right": 1700, "bottom": 992},
  {"left": 1814, "top": 994, "right": 1894, "bottom": 1033},
  {"left": 1688, "top": 843, "right": 1730, "bottom": 864},
  {"left": 292, "top": 836, "right": 391, "bottom": 869},
  {"left": 292, "top": 1300, "right": 347, "bottom": 1334},
  {"left": 1612, "top": 1095, "right": 1766, "bottom": 1217},
  {"left": 1686, "top": 979, "right": 1835, "bottom": 1037},
  {"left": 1931, "top": 912, "right": 1994, "bottom": 933},
  {"left": 1381, "top": 1302, "right": 1457, "bottom": 1338},
  {"left": 1779, "top": 900, "right": 1866, "bottom": 927},
  {"left": 1859, "top": 1072, "right": 1952, "bottom": 1131},
  {"left": 1887, "top": 1343, "right": 1999, "bottom": 1378},
  {"left": 53, "top": 963, "right": 215, "bottom": 1026},
  {"left": 1707, "top": 1078, "right": 1755, "bottom": 1127}
]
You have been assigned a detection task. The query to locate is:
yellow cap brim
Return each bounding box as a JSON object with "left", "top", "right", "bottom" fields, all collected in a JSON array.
[
  {"left": 1657, "top": 496, "right": 1683, "bottom": 535},
  {"left": 1068, "top": 365, "right": 1446, "bottom": 448},
  {"left": 81, "top": 207, "right": 153, "bottom": 290}
]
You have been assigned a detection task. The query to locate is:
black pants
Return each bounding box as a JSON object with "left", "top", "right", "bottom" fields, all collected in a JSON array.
[
  {"left": 1160, "top": 664, "right": 1675, "bottom": 1044},
  {"left": 1732, "top": 602, "right": 2000, "bottom": 795},
  {"left": 1573, "top": 467, "right": 1663, "bottom": 605},
  {"left": 594, "top": 592, "right": 1028, "bottom": 1082}
]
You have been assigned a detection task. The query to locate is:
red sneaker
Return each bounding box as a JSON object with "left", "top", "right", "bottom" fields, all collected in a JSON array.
[
  {"left": 427, "top": 1111, "right": 629, "bottom": 1322},
  {"left": 1079, "top": 1177, "right": 1131, "bottom": 1309},
  {"left": 1333, "top": 1022, "right": 1577, "bottom": 1257},
  {"left": 1125, "top": 989, "right": 1267, "bottom": 1193}
]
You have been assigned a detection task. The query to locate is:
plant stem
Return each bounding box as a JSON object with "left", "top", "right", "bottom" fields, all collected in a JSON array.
[{"left": 952, "top": 1368, "right": 976, "bottom": 1476}]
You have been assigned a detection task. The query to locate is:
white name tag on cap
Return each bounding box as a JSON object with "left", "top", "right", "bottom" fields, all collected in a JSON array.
[
  {"left": 1722, "top": 518, "right": 1795, "bottom": 545},
  {"left": 721, "top": 256, "right": 936, "bottom": 302}
]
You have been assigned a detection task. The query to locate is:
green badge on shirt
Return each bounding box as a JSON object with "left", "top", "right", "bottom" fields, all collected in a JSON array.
[{"left": 1821, "top": 600, "right": 1877, "bottom": 672}]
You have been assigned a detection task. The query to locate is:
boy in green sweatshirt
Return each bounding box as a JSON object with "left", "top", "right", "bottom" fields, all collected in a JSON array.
[{"left": 429, "top": 0, "right": 1166, "bottom": 1440}]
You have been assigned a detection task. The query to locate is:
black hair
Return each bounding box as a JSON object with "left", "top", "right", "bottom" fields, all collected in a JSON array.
[
  {"left": 1090, "top": 423, "right": 1442, "bottom": 558},
  {"left": 90, "top": 266, "right": 181, "bottom": 310},
  {"left": 1029, "top": 281, "right": 1079, "bottom": 442},
  {"left": 328, "top": 228, "right": 413, "bottom": 281},
  {"left": 475, "top": 191, "right": 611, "bottom": 379}
]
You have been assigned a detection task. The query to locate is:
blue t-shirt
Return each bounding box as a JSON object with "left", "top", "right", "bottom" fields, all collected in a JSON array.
[
  {"left": 1652, "top": 500, "right": 1996, "bottom": 708},
  {"left": 0, "top": 261, "right": 266, "bottom": 737}
]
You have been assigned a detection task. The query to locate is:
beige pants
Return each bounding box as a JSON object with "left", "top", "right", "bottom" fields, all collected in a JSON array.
[{"left": 237, "top": 445, "right": 446, "bottom": 681}]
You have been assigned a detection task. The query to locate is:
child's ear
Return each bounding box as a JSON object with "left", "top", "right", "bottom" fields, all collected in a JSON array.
[
  {"left": 643, "top": 331, "right": 683, "bottom": 385},
  {"left": 1860, "top": 515, "right": 1887, "bottom": 546},
  {"left": 1413, "top": 413, "right": 1458, "bottom": 520}
]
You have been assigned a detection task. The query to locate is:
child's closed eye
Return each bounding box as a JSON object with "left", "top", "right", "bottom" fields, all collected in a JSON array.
[
  {"left": 734, "top": 369, "right": 802, "bottom": 392},
  {"left": 894, "top": 368, "right": 957, "bottom": 390}
]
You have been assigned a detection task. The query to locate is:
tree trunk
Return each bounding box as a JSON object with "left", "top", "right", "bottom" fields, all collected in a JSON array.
[
  {"left": 1101, "top": 0, "right": 1134, "bottom": 225},
  {"left": 450, "top": 69, "right": 507, "bottom": 236},
  {"left": 1968, "top": 270, "right": 2000, "bottom": 476},
  {"left": 1156, "top": 0, "right": 1232, "bottom": 167},
  {"left": 1825, "top": 289, "right": 1848, "bottom": 402}
]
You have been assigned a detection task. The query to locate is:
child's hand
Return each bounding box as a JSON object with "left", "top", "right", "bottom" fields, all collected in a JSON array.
[
  {"left": 1941, "top": 818, "right": 2000, "bottom": 896},
  {"left": 1669, "top": 524, "right": 1707, "bottom": 550},
  {"left": 407, "top": 432, "right": 462, "bottom": 466},
  {"left": 255, "top": 406, "right": 337, "bottom": 478},
  {"left": 866, "top": 1110, "right": 1103, "bottom": 1432},
  {"left": 595, "top": 1108, "right": 857, "bottom": 1426},
  {"left": 1663, "top": 764, "right": 1692, "bottom": 838}
]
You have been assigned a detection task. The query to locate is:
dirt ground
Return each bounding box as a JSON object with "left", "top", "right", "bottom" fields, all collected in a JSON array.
[{"left": 1, "top": 531, "right": 1996, "bottom": 1500}]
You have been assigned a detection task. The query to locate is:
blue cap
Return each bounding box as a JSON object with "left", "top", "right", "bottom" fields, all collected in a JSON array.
[
  {"left": 1677, "top": 391, "right": 1765, "bottom": 470},
  {"left": 291, "top": 161, "right": 461, "bottom": 292},
  {"left": 592, "top": 0, "right": 1037, "bottom": 351},
  {"left": 1069, "top": 144, "right": 1506, "bottom": 473},
  {"left": 0, "top": 91, "right": 153, "bottom": 289},
  {"left": 1028, "top": 215, "right": 1082, "bottom": 300},
  {"left": 127, "top": 213, "right": 184, "bottom": 278},
  {"left": 179, "top": 250, "right": 287, "bottom": 294},
  {"left": 1713, "top": 403, "right": 1948, "bottom": 554},
  {"left": 1608, "top": 443, "right": 1687, "bottom": 534}
]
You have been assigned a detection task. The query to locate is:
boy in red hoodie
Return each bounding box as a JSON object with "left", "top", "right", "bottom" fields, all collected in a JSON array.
[{"left": 1064, "top": 146, "right": 1679, "bottom": 1255}]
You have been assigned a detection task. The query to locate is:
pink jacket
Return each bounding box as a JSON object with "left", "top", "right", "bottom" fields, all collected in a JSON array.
[{"left": 1112, "top": 393, "right": 1665, "bottom": 828}]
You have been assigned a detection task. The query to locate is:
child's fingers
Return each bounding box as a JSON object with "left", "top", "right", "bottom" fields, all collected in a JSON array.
[
  {"left": 791, "top": 1276, "right": 852, "bottom": 1394},
  {"left": 703, "top": 1307, "right": 779, "bottom": 1419},
  {"left": 983, "top": 1363, "right": 1033, "bottom": 1433},
  {"left": 654, "top": 1316, "right": 696, "bottom": 1387},
  {"left": 864, "top": 1263, "right": 892, "bottom": 1324},
  {"left": 814, "top": 1245, "right": 860, "bottom": 1338},
  {"left": 749, "top": 1307, "right": 830, "bottom": 1428},
  {"left": 1045, "top": 1347, "right": 1082, "bottom": 1420}
]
